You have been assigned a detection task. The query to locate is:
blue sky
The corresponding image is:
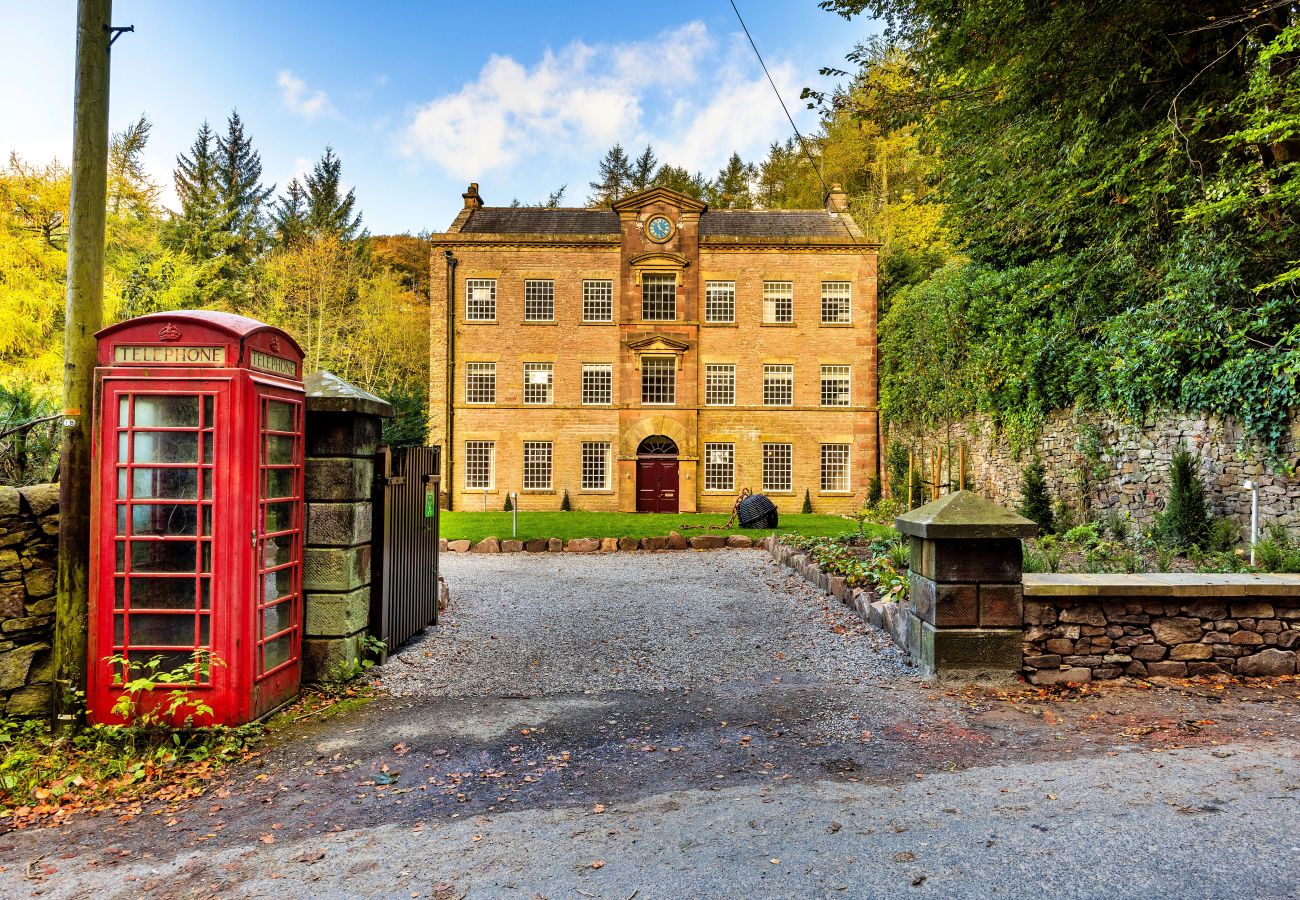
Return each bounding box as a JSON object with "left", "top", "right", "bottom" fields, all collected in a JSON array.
[{"left": 1, "top": 2, "right": 877, "bottom": 233}]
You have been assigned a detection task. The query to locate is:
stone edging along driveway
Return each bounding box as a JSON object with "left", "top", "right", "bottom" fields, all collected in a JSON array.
[{"left": 440, "top": 530, "right": 761, "bottom": 554}]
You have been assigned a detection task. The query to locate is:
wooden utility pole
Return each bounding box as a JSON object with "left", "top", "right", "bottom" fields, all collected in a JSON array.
[{"left": 53, "top": 0, "right": 115, "bottom": 728}]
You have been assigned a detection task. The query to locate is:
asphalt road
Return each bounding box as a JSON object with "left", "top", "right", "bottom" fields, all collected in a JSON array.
[{"left": 2, "top": 551, "right": 1297, "bottom": 899}]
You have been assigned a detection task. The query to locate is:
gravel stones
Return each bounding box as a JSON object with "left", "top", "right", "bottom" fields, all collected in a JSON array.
[{"left": 378, "top": 551, "right": 910, "bottom": 699}]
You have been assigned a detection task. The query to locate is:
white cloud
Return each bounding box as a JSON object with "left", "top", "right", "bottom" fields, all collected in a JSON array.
[
  {"left": 277, "top": 70, "right": 337, "bottom": 120},
  {"left": 399, "top": 21, "right": 803, "bottom": 183}
]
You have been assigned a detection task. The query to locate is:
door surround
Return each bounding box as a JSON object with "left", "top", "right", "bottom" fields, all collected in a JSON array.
[{"left": 636, "top": 435, "right": 679, "bottom": 513}]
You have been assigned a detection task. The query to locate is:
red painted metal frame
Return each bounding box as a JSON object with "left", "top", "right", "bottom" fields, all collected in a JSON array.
[{"left": 88, "top": 312, "right": 304, "bottom": 727}]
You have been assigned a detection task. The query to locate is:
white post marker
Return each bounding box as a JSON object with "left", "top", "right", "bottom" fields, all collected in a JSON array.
[{"left": 1244, "top": 480, "right": 1259, "bottom": 565}]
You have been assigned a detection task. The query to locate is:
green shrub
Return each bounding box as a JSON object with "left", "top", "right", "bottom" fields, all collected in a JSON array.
[
  {"left": 560, "top": 490, "right": 572, "bottom": 512},
  {"left": 1016, "top": 458, "right": 1054, "bottom": 533},
  {"left": 1032, "top": 535, "right": 1066, "bottom": 573},
  {"left": 1154, "top": 545, "right": 1176, "bottom": 573},
  {"left": 1063, "top": 521, "right": 1102, "bottom": 547},
  {"left": 886, "top": 442, "right": 909, "bottom": 498},
  {"left": 908, "top": 468, "right": 925, "bottom": 509},
  {"left": 1255, "top": 538, "right": 1285, "bottom": 572},
  {"left": 867, "top": 474, "right": 883, "bottom": 505},
  {"left": 1205, "top": 518, "right": 1238, "bottom": 553},
  {"left": 1154, "top": 447, "right": 1210, "bottom": 550},
  {"left": 1281, "top": 550, "right": 1300, "bottom": 574},
  {"left": 801, "top": 489, "right": 813, "bottom": 514},
  {"left": 1103, "top": 510, "right": 1130, "bottom": 542},
  {"left": 503, "top": 493, "right": 513, "bottom": 512},
  {"left": 1083, "top": 539, "right": 1144, "bottom": 574}
]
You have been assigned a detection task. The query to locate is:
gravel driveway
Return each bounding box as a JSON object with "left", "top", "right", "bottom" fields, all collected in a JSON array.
[{"left": 3, "top": 550, "right": 1298, "bottom": 899}]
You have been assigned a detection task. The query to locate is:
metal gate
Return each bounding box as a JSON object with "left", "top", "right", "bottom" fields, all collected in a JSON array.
[{"left": 371, "top": 445, "right": 441, "bottom": 654}]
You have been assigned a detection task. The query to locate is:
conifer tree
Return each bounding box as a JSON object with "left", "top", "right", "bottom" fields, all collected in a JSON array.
[
  {"left": 215, "top": 110, "right": 273, "bottom": 263},
  {"left": 1155, "top": 447, "right": 1210, "bottom": 550},
  {"left": 269, "top": 178, "right": 310, "bottom": 248},
  {"left": 1016, "top": 458, "right": 1054, "bottom": 533},
  {"left": 708, "top": 152, "right": 757, "bottom": 209},
  {"left": 108, "top": 114, "right": 159, "bottom": 218},
  {"left": 303, "top": 147, "right": 362, "bottom": 240},
  {"left": 652, "top": 164, "right": 708, "bottom": 199},
  {"left": 587, "top": 143, "right": 632, "bottom": 206},
  {"left": 168, "top": 122, "right": 230, "bottom": 260},
  {"left": 630, "top": 145, "right": 658, "bottom": 192}
]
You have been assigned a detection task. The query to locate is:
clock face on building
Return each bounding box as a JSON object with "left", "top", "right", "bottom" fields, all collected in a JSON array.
[{"left": 646, "top": 216, "right": 673, "bottom": 242}]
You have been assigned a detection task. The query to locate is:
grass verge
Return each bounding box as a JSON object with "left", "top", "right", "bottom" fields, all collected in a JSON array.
[{"left": 440, "top": 510, "right": 892, "bottom": 543}]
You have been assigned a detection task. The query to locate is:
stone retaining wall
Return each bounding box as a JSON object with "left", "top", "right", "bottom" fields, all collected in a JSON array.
[
  {"left": 893, "top": 409, "right": 1299, "bottom": 536},
  {"left": 1022, "top": 574, "right": 1300, "bottom": 684},
  {"left": 0, "top": 484, "right": 59, "bottom": 716},
  {"left": 441, "top": 531, "right": 756, "bottom": 554}
]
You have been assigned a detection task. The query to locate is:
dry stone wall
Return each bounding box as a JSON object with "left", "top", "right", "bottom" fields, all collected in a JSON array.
[
  {"left": 0, "top": 484, "right": 59, "bottom": 716},
  {"left": 896, "top": 410, "right": 1299, "bottom": 535}
]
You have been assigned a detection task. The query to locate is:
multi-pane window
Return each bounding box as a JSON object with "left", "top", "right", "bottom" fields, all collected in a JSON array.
[
  {"left": 523, "top": 362, "right": 553, "bottom": 405},
  {"left": 641, "top": 273, "right": 677, "bottom": 321},
  {"left": 704, "top": 443, "right": 735, "bottom": 492},
  {"left": 705, "top": 281, "right": 735, "bottom": 323},
  {"left": 524, "top": 280, "right": 555, "bottom": 322},
  {"left": 581, "top": 442, "right": 611, "bottom": 490},
  {"left": 820, "top": 365, "right": 851, "bottom": 406},
  {"left": 762, "top": 443, "right": 793, "bottom": 492},
  {"left": 705, "top": 364, "right": 735, "bottom": 406},
  {"left": 821, "top": 444, "right": 851, "bottom": 492},
  {"left": 581, "top": 363, "right": 612, "bottom": 405},
  {"left": 522, "top": 441, "right": 552, "bottom": 490},
  {"left": 465, "top": 441, "right": 495, "bottom": 489},
  {"left": 465, "top": 362, "right": 496, "bottom": 404},
  {"left": 641, "top": 357, "right": 676, "bottom": 405},
  {"left": 763, "top": 364, "right": 794, "bottom": 406},
  {"left": 583, "top": 279, "right": 613, "bottom": 322},
  {"left": 821, "top": 281, "right": 852, "bottom": 324},
  {"left": 466, "top": 279, "right": 496, "bottom": 321},
  {"left": 763, "top": 281, "right": 794, "bottom": 324}
]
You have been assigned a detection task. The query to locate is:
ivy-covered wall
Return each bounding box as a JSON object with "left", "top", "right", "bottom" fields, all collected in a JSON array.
[{"left": 892, "top": 410, "right": 1299, "bottom": 537}]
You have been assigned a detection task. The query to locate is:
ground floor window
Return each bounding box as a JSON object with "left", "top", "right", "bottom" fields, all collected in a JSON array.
[
  {"left": 522, "top": 441, "right": 553, "bottom": 490},
  {"left": 465, "top": 441, "right": 495, "bottom": 489},
  {"left": 820, "top": 443, "right": 851, "bottom": 492},
  {"left": 582, "top": 442, "right": 611, "bottom": 490},
  {"left": 762, "top": 443, "right": 792, "bottom": 492},
  {"left": 704, "top": 442, "right": 734, "bottom": 492}
]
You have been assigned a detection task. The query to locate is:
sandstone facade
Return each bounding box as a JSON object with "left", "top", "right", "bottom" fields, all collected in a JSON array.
[{"left": 430, "top": 184, "right": 879, "bottom": 515}]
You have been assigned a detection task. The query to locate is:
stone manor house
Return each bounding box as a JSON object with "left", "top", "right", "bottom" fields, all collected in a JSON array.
[{"left": 428, "top": 183, "right": 879, "bottom": 514}]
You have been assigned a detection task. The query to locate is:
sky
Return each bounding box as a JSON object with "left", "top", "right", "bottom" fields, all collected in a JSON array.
[{"left": 0, "top": 1, "right": 878, "bottom": 234}]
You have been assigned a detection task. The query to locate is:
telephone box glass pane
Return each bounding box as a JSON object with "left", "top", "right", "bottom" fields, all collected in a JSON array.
[
  {"left": 262, "top": 600, "right": 290, "bottom": 635},
  {"left": 133, "top": 396, "right": 199, "bottom": 428},
  {"left": 131, "top": 540, "right": 197, "bottom": 572},
  {"left": 132, "top": 468, "right": 199, "bottom": 499},
  {"left": 131, "top": 504, "right": 198, "bottom": 536},
  {"left": 263, "top": 633, "right": 292, "bottom": 672},
  {"left": 264, "top": 501, "right": 294, "bottom": 534},
  {"left": 264, "top": 435, "right": 294, "bottom": 465},
  {"left": 261, "top": 567, "right": 293, "bottom": 601},
  {"left": 127, "top": 649, "right": 193, "bottom": 676},
  {"left": 129, "top": 577, "right": 198, "bottom": 609},
  {"left": 261, "top": 535, "right": 294, "bottom": 567},
  {"left": 128, "top": 613, "right": 195, "bottom": 647},
  {"left": 132, "top": 431, "right": 199, "bottom": 464},
  {"left": 265, "top": 469, "right": 293, "bottom": 499},
  {"left": 199, "top": 579, "right": 211, "bottom": 609},
  {"left": 265, "top": 401, "right": 295, "bottom": 432}
]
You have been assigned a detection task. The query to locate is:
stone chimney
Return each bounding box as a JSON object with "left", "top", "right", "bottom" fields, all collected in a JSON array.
[
  {"left": 462, "top": 182, "right": 484, "bottom": 210},
  {"left": 826, "top": 183, "right": 848, "bottom": 213}
]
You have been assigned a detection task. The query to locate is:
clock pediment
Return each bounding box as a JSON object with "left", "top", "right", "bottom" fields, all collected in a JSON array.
[{"left": 611, "top": 187, "right": 708, "bottom": 214}]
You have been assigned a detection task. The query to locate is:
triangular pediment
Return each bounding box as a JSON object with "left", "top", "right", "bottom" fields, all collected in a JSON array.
[
  {"left": 627, "top": 334, "right": 691, "bottom": 353},
  {"left": 611, "top": 186, "right": 708, "bottom": 214}
]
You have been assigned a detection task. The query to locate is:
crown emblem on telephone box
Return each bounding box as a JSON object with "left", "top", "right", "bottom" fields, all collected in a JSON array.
[{"left": 157, "top": 323, "right": 183, "bottom": 342}]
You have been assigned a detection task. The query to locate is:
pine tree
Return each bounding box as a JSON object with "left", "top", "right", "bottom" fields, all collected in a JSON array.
[
  {"left": 269, "top": 178, "right": 309, "bottom": 248},
  {"left": 304, "top": 147, "right": 362, "bottom": 240},
  {"left": 168, "top": 121, "right": 230, "bottom": 260},
  {"left": 1155, "top": 447, "right": 1211, "bottom": 550},
  {"left": 108, "top": 114, "right": 159, "bottom": 218},
  {"left": 630, "top": 145, "right": 658, "bottom": 192},
  {"left": 1016, "top": 458, "right": 1054, "bottom": 533},
  {"left": 215, "top": 110, "right": 273, "bottom": 264},
  {"left": 587, "top": 143, "right": 632, "bottom": 207},
  {"left": 801, "top": 489, "right": 813, "bottom": 514},
  {"left": 708, "top": 152, "right": 757, "bottom": 209},
  {"left": 652, "top": 164, "right": 708, "bottom": 199}
]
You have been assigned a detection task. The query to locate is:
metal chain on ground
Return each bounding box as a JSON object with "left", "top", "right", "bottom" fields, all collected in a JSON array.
[{"left": 680, "top": 487, "right": 752, "bottom": 530}]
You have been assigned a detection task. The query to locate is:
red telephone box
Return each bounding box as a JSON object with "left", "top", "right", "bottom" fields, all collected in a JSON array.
[{"left": 88, "top": 311, "right": 306, "bottom": 726}]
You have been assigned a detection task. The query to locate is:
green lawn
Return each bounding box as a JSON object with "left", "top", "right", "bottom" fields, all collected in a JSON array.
[{"left": 439, "top": 510, "right": 893, "bottom": 543}]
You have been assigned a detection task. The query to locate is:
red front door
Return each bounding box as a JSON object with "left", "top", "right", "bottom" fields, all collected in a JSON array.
[{"left": 637, "top": 458, "right": 679, "bottom": 513}]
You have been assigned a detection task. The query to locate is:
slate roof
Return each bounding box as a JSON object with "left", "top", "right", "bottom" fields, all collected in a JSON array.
[{"left": 457, "top": 207, "right": 857, "bottom": 239}]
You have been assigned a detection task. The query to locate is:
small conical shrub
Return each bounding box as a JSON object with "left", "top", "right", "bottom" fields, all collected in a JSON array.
[
  {"left": 867, "top": 474, "right": 883, "bottom": 505},
  {"left": 560, "top": 489, "right": 572, "bottom": 512},
  {"left": 503, "top": 493, "right": 513, "bottom": 512},
  {"left": 1017, "top": 458, "right": 1054, "bottom": 533},
  {"left": 1155, "top": 447, "right": 1210, "bottom": 550},
  {"left": 801, "top": 489, "right": 813, "bottom": 514},
  {"left": 909, "top": 468, "right": 925, "bottom": 509}
]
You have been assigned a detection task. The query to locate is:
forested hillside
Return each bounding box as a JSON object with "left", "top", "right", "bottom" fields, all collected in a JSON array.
[{"left": 0, "top": 113, "right": 429, "bottom": 448}]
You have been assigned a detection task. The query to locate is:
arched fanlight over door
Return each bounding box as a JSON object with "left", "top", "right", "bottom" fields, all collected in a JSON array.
[{"left": 637, "top": 436, "right": 679, "bottom": 456}]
